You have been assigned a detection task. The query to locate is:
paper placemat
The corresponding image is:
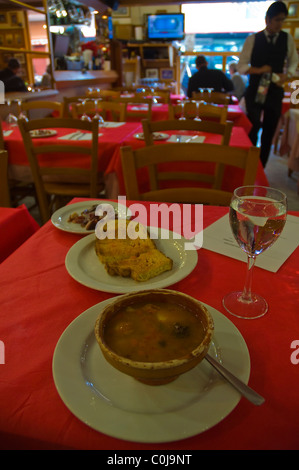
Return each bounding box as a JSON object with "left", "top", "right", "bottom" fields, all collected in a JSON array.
[
  {"left": 103, "top": 122, "right": 125, "bottom": 128},
  {"left": 202, "top": 213, "right": 299, "bottom": 273},
  {"left": 58, "top": 132, "right": 103, "bottom": 141},
  {"left": 3, "top": 130, "right": 13, "bottom": 137},
  {"left": 167, "top": 135, "right": 205, "bottom": 143}
]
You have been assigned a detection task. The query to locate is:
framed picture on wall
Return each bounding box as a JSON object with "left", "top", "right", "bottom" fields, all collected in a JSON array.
[
  {"left": 14, "top": 33, "right": 24, "bottom": 47},
  {"left": 10, "top": 12, "right": 18, "bottom": 26},
  {"left": 5, "top": 34, "right": 13, "bottom": 46},
  {"left": 0, "top": 13, "right": 7, "bottom": 24},
  {"left": 112, "top": 7, "right": 130, "bottom": 17},
  {"left": 160, "top": 68, "right": 174, "bottom": 80},
  {"left": 294, "top": 27, "right": 299, "bottom": 40},
  {"left": 145, "top": 68, "right": 159, "bottom": 79},
  {"left": 288, "top": 2, "right": 298, "bottom": 17}
]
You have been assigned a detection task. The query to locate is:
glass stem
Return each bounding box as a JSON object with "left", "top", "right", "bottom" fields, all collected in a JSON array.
[{"left": 241, "top": 255, "right": 256, "bottom": 303}]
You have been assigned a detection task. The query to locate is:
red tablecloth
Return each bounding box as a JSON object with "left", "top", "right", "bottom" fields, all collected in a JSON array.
[
  {"left": 0, "top": 198, "right": 298, "bottom": 450},
  {"left": 105, "top": 126, "right": 268, "bottom": 199},
  {"left": 0, "top": 204, "right": 39, "bottom": 263},
  {"left": 4, "top": 122, "right": 142, "bottom": 171}
]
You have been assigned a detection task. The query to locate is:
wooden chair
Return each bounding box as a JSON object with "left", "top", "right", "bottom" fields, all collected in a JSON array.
[
  {"left": 192, "top": 91, "right": 231, "bottom": 105},
  {"left": 71, "top": 100, "right": 126, "bottom": 122},
  {"left": 86, "top": 89, "right": 121, "bottom": 100},
  {"left": 17, "top": 100, "right": 64, "bottom": 118},
  {"left": 139, "top": 89, "right": 171, "bottom": 104},
  {"left": 113, "top": 96, "right": 153, "bottom": 121},
  {"left": 141, "top": 118, "right": 233, "bottom": 192},
  {"left": 0, "top": 119, "right": 37, "bottom": 208},
  {"left": 142, "top": 118, "right": 233, "bottom": 146},
  {"left": 169, "top": 101, "right": 228, "bottom": 123},
  {"left": 18, "top": 117, "right": 103, "bottom": 224},
  {"left": 62, "top": 95, "right": 90, "bottom": 118},
  {"left": 0, "top": 150, "right": 11, "bottom": 207},
  {"left": 120, "top": 143, "right": 260, "bottom": 205}
]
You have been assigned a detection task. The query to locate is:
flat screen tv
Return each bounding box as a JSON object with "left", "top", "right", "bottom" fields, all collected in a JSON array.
[{"left": 147, "top": 13, "right": 185, "bottom": 41}]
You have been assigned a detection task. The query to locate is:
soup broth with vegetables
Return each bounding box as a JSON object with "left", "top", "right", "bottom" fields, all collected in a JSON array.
[{"left": 103, "top": 301, "right": 206, "bottom": 362}]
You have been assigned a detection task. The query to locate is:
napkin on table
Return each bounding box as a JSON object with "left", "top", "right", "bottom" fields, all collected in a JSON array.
[
  {"left": 167, "top": 134, "right": 205, "bottom": 143},
  {"left": 58, "top": 132, "right": 103, "bottom": 141}
]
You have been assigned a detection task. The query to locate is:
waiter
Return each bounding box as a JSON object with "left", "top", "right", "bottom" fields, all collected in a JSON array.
[{"left": 238, "top": 1, "right": 298, "bottom": 167}]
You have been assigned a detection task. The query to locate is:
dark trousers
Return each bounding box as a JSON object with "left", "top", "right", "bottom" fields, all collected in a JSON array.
[{"left": 245, "top": 85, "right": 283, "bottom": 167}]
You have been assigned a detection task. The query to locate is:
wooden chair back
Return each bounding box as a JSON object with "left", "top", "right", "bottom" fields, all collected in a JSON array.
[
  {"left": 169, "top": 101, "right": 228, "bottom": 123},
  {"left": 192, "top": 91, "right": 231, "bottom": 105},
  {"left": 113, "top": 96, "right": 153, "bottom": 120},
  {"left": 86, "top": 89, "right": 121, "bottom": 100},
  {"left": 0, "top": 150, "right": 11, "bottom": 207},
  {"left": 18, "top": 100, "right": 63, "bottom": 118},
  {"left": 62, "top": 95, "right": 89, "bottom": 118},
  {"left": 18, "top": 117, "right": 101, "bottom": 224},
  {"left": 120, "top": 143, "right": 260, "bottom": 205},
  {"left": 138, "top": 89, "right": 171, "bottom": 103},
  {"left": 141, "top": 118, "right": 233, "bottom": 191},
  {"left": 71, "top": 100, "right": 126, "bottom": 121}
]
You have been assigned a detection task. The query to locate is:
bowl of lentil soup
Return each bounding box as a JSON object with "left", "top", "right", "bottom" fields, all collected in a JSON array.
[{"left": 94, "top": 289, "right": 214, "bottom": 385}]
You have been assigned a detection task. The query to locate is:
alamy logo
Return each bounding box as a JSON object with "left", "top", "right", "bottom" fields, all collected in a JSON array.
[{"left": 94, "top": 197, "right": 203, "bottom": 251}]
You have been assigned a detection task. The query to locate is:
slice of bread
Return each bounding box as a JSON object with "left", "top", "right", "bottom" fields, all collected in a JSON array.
[
  {"left": 105, "top": 249, "right": 173, "bottom": 282},
  {"left": 95, "top": 219, "right": 173, "bottom": 282}
]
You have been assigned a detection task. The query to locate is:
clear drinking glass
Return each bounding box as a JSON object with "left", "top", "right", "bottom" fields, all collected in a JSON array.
[
  {"left": 5, "top": 100, "right": 18, "bottom": 128},
  {"left": 79, "top": 99, "right": 91, "bottom": 122},
  {"left": 16, "top": 100, "right": 28, "bottom": 121},
  {"left": 92, "top": 99, "right": 105, "bottom": 127},
  {"left": 194, "top": 101, "right": 201, "bottom": 121},
  {"left": 222, "top": 186, "right": 287, "bottom": 319}
]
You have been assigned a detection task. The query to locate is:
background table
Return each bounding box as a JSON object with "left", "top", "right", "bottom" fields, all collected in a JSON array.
[
  {"left": 105, "top": 126, "right": 268, "bottom": 199},
  {"left": 0, "top": 198, "right": 298, "bottom": 450},
  {"left": 4, "top": 122, "right": 141, "bottom": 182},
  {"left": 0, "top": 204, "right": 39, "bottom": 263}
]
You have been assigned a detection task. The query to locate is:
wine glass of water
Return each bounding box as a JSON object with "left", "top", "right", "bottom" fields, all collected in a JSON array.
[{"left": 222, "top": 186, "right": 287, "bottom": 319}]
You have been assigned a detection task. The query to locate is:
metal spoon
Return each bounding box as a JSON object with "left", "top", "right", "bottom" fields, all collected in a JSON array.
[{"left": 205, "top": 353, "right": 265, "bottom": 406}]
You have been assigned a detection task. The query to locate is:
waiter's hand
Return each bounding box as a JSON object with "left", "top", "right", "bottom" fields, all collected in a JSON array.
[{"left": 259, "top": 65, "right": 272, "bottom": 74}]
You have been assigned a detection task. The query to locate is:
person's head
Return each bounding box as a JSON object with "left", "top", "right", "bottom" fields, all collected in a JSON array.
[
  {"left": 7, "top": 58, "right": 21, "bottom": 75},
  {"left": 195, "top": 55, "right": 208, "bottom": 70},
  {"left": 228, "top": 62, "right": 238, "bottom": 75},
  {"left": 265, "top": 1, "right": 288, "bottom": 34}
]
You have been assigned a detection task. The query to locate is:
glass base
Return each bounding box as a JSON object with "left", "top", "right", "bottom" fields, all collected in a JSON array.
[{"left": 222, "top": 291, "right": 268, "bottom": 319}]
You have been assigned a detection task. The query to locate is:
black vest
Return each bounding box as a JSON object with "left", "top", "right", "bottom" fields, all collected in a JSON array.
[{"left": 248, "top": 30, "right": 288, "bottom": 96}]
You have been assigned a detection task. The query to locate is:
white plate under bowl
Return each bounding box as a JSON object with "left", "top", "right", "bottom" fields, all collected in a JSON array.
[
  {"left": 51, "top": 200, "right": 130, "bottom": 234},
  {"left": 52, "top": 297, "right": 250, "bottom": 443},
  {"left": 65, "top": 227, "right": 198, "bottom": 293}
]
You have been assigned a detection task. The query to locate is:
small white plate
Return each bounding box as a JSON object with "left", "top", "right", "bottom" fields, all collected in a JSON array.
[
  {"left": 65, "top": 227, "right": 198, "bottom": 293},
  {"left": 51, "top": 200, "right": 130, "bottom": 234},
  {"left": 52, "top": 298, "right": 250, "bottom": 443},
  {"left": 30, "top": 129, "right": 57, "bottom": 138},
  {"left": 134, "top": 132, "right": 169, "bottom": 141}
]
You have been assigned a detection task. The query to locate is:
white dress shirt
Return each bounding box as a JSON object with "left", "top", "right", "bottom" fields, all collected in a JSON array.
[{"left": 237, "top": 30, "right": 298, "bottom": 77}]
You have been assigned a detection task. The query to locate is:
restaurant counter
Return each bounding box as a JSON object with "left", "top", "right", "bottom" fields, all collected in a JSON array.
[{"left": 0, "top": 199, "right": 298, "bottom": 450}]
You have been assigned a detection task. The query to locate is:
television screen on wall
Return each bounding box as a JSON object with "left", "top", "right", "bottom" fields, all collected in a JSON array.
[{"left": 147, "top": 13, "right": 185, "bottom": 41}]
